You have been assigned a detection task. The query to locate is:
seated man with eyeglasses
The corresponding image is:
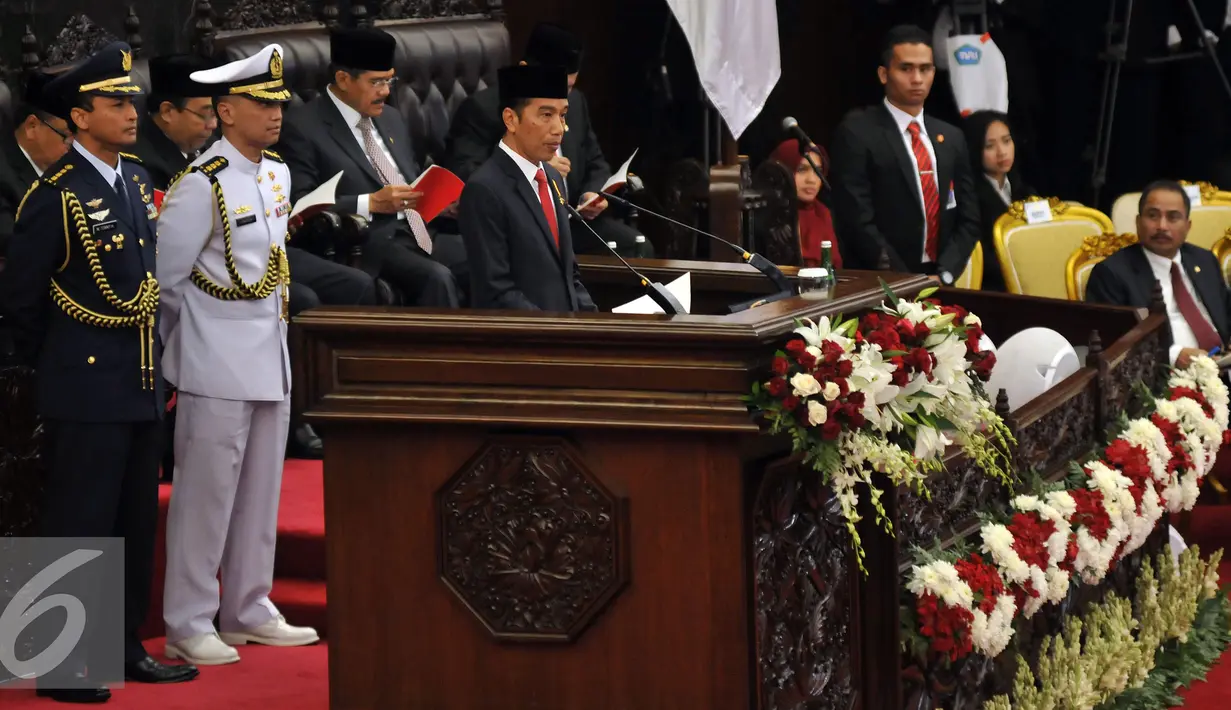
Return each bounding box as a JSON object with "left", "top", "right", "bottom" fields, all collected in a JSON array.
[
  {"left": 1, "top": 70, "right": 70, "bottom": 259},
  {"left": 133, "top": 55, "right": 223, "bottom": 192},
  {"left": 278, "top": 27, "right": 461, "bottom": 307}
]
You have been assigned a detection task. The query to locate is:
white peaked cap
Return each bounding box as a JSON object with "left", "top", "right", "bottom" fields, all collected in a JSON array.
[{"left": 189, "top": 43, "right": 291, "bottom": 103}]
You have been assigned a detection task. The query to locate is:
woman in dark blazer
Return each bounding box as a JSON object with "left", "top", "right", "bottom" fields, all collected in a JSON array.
[{"left": 963, "top": 110, "right": 1035, "bottom": 292}]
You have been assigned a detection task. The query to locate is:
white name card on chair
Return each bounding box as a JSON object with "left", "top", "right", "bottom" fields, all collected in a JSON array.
[
  {"left": 1023, "top": 199, "right": 1054, "bottom": 224},
  {"left": 1184, "top": 184, "right": 1203, "bottom": 207}
]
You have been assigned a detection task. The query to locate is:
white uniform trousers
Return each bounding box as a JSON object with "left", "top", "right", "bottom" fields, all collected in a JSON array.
[{"left": 163, "top": 391, "right": 290, "bottom": 643}]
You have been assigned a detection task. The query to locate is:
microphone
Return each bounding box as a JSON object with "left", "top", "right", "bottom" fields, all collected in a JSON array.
[
  {"left": 782, "top": 116, "right": 826, "bottom": 185},
  {"left": 599, "top": 191, "right": 797, "bottom": 297},
  {"left": 564, "top": 203, "right": 686, "bottom": 315}
]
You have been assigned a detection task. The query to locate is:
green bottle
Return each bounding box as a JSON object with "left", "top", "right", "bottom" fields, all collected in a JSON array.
[{"left": 820, "top": 240, "right": 837, "bottom": 291}]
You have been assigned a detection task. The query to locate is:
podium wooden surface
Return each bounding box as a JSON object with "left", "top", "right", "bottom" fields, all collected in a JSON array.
[{"left": 293, "top": 261, "right": 930, "bottom": 710}]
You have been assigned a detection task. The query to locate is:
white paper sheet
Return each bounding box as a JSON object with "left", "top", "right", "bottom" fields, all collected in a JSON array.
[
  {"left": 290, "top": 170, "right": 344, "bottom": 220},
  {"left": 579, "top": 149, "right": 638, "bottom": 210},
  {"left": 611, "top": 272, "right": 691, "bottom": 315}
]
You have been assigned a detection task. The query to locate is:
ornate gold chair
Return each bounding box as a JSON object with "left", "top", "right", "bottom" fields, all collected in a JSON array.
[
  {"left": 993, "top": 197, "right": 1115, "bottom": 299},
  {"left": 1213, "top": 233, "right": 1231, "bottom": 284},
  {"left": 1110, "top": 192, "right": 1140, "bottom": 234},
  {"left": 953, "top": 242, "right": 983, "bottom": 290},
  {"left": 1178, "top": 181, "right": 1231, "bottom": 251},
  {"left": 1065, "top": 232, "right": 1139, "bottom": 301}
]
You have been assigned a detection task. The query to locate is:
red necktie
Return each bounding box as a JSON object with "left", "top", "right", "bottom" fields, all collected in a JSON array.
[
  {"left": 906, "top": 122, "right": 940, "bottom": 261},
  {"left": 1170, "top": 262, "right": 1222, "bottom": 351},
  {"left": 534, "top": 168, "right": 559, "bottom": 248}
]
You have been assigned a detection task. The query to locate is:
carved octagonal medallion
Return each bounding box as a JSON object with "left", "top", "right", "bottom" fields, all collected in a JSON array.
[{"left": 436, "top": 437, "right": 628, "bottom": 642}]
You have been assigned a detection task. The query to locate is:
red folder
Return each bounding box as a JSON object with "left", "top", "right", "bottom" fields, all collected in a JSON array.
[
  {"left": 409, "top": 166, "right": 464, "bottom": 223},
  {"left": 154, "top": 189, "right": 165, "bottom": 210}
]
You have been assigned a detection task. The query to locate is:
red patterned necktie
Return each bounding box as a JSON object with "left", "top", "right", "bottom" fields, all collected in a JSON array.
[
  {"left": 906, "top": 121, "right": 940, "bottom": 261},
  {"left": 534, "top": 168, "right": 559, "bottom": 248},
  {"left": 1170, "top": 262, "right": 1222, "bottom": 351}
]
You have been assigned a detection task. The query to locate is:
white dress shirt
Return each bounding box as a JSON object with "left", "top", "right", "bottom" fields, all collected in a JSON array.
[
  {"left": 73, "top": 141, "right": 121, "bottom": 189},
  {"left": 326, "top": 86, "right": 404, "bottom": 222},
  {"left": 498, "top": 139, "right": 546, "bottom": 191},
  {"left": 986, "top": 174, "right": 1012, "bottom": 206},
  {"left": 884, "top": 98, "right": 939, "bottom": 264},
  {"left": 19, "top": 144, "right": 42, "bottom": 178},
  {"left": 1144, "top": 248, "right": 1218, "bottom": 364}
]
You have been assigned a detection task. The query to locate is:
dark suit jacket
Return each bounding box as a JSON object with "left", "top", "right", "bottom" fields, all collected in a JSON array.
[
  {"left": 459, "top": 147, "right": 596, "bottom": 312},
  {"left": 443, "top": 85, "right": 611, "bottom": 204},
  {"left": 829, "top": 104, "right": 980, "bottom": 278},
  {"left": 131, "top": 113, "right": 193, "bottom": 191},
  {"left": 279, "top": 91, "right": 421, "bottom": 247},
  {"left": 0, "top": 134, "right": 39, "bottom": 259},
  {"left": 0, "top": 148, "right": 164, "bottom": 422},
  {"left": 974, "top": 172, "right": 1034, "bottom": 292},
  {"left": 1086, "top": 243, "right": 1231, "bottom": 347}
]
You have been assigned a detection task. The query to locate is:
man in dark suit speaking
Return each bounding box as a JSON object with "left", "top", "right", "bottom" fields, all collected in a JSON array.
[
  {"left": 279, "top": 27, "right": 458, "bottom": 307},
  {"left": 829, "top": 25, "right": 979, "bottom": 285},
  {"left": 1086, "top": 180, "right": 1231, "bottom": 369},
  {"left": 459, "top": 64, "right": 596, "bottom": 312}
]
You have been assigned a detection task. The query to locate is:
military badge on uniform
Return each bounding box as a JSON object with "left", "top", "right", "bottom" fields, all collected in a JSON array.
[
  {"left": 236, "top": 215, "right": 257, "bottom": 226},
  {"left": 234, "top": 205, "right": 253, "bottom": 215},
  {"left": 146, "top": 202, "right": 158, "bottom": 220},
  {"left": 86, "top": 198, "right": 104, "bottom": 208},
  {"left": 88, "top": 209, "right": 111, "bottom": 221},
  {"left": 91, "top": 220, "right": 118, "bottom": 235},
  {"left": 112, "top": 234, "right": 125, "bottom": 250},
  {"left": 275, "top": 202, "right": 291, "bottom": 217}
]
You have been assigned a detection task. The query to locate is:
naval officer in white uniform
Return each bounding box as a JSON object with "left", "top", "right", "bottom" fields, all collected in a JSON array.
[{"left": 157, "top": 42, "right": 319, "bottom": 665}]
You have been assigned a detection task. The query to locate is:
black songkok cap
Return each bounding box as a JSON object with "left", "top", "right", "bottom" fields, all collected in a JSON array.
[
  {"left": 46, "top": 41, "right": 143, "bottom": 118},
  {"left": 330, "top": 28, "right": 396, "bottom": 72},
  {"left": 22, "top": 71, "right": 60, "bottom": 117},
  {"left": 523, "top": 23, "right": 583, "bottom": 74},
  {"left": 149, "top": 54, "right": 222, "bottom": 98},
  {"left": 498, "top": 65, "right": 569, "bottom": 107}
]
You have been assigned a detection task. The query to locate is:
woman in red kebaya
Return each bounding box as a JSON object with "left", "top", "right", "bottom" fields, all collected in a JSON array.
[{"left": 769, "top": 138, "right": 842, "bottom": 269}]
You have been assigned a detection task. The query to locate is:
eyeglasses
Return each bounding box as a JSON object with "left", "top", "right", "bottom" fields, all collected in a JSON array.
[
  {"left": 368, "top": 77, "right": 398, "bottom": 88},
  {"left": 40, "top": 117, "right": 72, "bottom": 144},
  {"left": 181, "top": 106, "right": 218, "bottom": 124}
]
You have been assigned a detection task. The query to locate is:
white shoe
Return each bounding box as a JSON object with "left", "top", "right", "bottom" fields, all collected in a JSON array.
[
  {"left": 219, "top": 614, "right": 319, "bottom": 647},
  {"left": 165, "top": 632, "right": 240, "bottom": 665}
]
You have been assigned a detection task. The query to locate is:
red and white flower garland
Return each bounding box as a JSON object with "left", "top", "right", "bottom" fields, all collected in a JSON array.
[{"left": 907, "top": 355, "right": 1229, "bottom": 663}]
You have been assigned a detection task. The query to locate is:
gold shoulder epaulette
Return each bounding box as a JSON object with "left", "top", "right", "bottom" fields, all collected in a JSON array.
[
  {"left": 262, "top": 149, "right": 284, "bottom": 163},
  {"left": 44, "top": 164, "right": 73, "bottom": 185},
  {"left": 193, "top": 157, "right": 229, "bottom": 177},
  {"left": 119, "top": 152, "right": 142, "bottom": 164}
]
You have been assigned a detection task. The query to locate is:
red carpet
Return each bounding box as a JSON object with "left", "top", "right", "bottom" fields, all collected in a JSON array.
[
  {"left": 1175, "top": 503, "right": 1231, "bottom": 709},
  {"left": 4, "top": 459, "right": 329, "bottom": 707}
]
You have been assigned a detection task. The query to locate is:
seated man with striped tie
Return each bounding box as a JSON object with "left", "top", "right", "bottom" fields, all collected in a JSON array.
[
  {"left": 278, "top": 27, "right": 460, "bottom": 307},
  {"left": 1086, "top": 180, "right": 1231, "bottom": 368}
]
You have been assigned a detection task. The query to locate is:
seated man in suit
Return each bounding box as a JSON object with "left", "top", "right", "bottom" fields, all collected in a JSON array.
[
  {"left": 829, "top": 24, "right": 979, "bottom": 285},
  {"left": 1086, "top": 180, "right": 1231, "bottom": 368},
  {"left": 444, "top": 23, "right": 647, "bottom": 257},
  {"left": 1, "top": 71, "right": 70, "bottom": 258},
  {"left": 133, "top": 54, "right": 220, "bottom": 189},
  {"left": 459, "top": 64, "right": 597, "bottom": 312},
  {"left": 279, "top": 26, "right": 459, "bottom": 307}
]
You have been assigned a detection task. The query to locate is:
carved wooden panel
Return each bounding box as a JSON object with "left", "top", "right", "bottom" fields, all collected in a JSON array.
[
  {"left": 1016, "top": 387, "right": 1097, "bottom": 475},
  {"left": 897, "top": 456, "right": 1009, "bottom": 554},
  {"left": 42, "top": 15, "right": 120, "bottom": 67},
  {"left": 752, "top": 455, "right": 855, "bottom": 710},
  {"left": 377, "top": 0, "right": 485, "bottom": 18},
  {"left": 1103, "top": 328, "right": 1166, "bottom": 417},
  {"left": 436, "top": 437, "right": 628, "bottom": 642},
  {"left": 213, "top": 0, "right": 318, "bottom": 32}
]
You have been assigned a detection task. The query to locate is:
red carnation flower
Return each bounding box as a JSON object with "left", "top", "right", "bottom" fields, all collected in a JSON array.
[
  {"left": 767, "top": 377, "right": 787, "bottom": 397},
  {"left": 772, "top": 356, "right": 790, "bottom": 376}
]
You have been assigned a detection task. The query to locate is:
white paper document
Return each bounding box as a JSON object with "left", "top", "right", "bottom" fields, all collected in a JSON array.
[
  {"left": 611, "top": 272, "right": 691, "bottom": 315},
  {"left": 579, "top": 149, "right": 638, "bottom": 210},
  {"left": 290, "top": 170, "right": 344, "bottom": 220}
]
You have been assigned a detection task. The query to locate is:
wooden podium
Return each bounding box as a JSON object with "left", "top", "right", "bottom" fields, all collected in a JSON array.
[
  {"left": 295, "top": 259, "right": 1168, "bottom": 710},
  {"left": 293, "top": 261, "right": 928, "bottom": 709}
]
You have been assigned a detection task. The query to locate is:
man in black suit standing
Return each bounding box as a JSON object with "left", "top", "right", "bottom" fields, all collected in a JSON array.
[
  {"left": 1086, "top": 180, "right": 1231, "bottom": 368},
  {"left": 279, "top": 27, "right": 459, "bottom": 307},
  {"left": 459, "top": 64, "right": 596, "bottom": 313},
  {"left": 1, "top": 71, "right": 70, "bottom": 258},
  {"left": 829, "top": 25, "right": 980, "bottom": 285},
  {"left": 445, "top": 23, "right": 646, "bottom": 257},
  {"left": 132, "top": 54, "right": 220, "bottom": 190}
]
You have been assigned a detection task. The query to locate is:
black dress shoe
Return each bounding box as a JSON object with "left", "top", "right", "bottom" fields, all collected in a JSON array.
[
  {"left": 124, "top": 656, "right": 199, "bottom": 684},
  {"left": 287, "top": 422, "right": 323, "bottom": 459},
  {"left": 35, "top": 687, "right": 111, "bottom": 703}
]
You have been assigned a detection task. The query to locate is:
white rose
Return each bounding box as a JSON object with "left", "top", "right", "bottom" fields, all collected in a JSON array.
[
  {"left": 790, "top": 372, "right": 822, "bottom": 397},
  {"left": 822, "top": 381, "right": 841, "bottom": 401},
  {"left": 807, "top": 400, "right": 828, "bottom": 426},
  {"left": 963, "top": 313, "right": 982, "bottom": 327}
]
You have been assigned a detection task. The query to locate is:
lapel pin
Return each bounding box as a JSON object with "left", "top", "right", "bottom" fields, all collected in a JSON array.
[
  {"left": 937, "top": 134, "right": 945, "bottom": 143},
  {"left": 132, "top": 175, "right": 139, "bottom": 182},
  {"left": 1195, "top": 266, "right": 1202, "bottom": 273}
]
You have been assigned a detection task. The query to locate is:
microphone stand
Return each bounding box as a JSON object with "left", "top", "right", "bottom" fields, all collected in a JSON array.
[
  {"left": 565, "top": 204, "right": 686, "bottom": 315},
  {"left": 600, "top": 191, "right": 798, "bottom": 297}
]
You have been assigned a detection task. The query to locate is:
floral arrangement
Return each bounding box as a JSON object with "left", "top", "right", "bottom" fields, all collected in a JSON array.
[
  {"left": 982, "top": 545, "right": 1226, "bottom": 710},
  {"left": 906, "top": 355, "right": 1230, "bottom": 664},
  {"left": 745, "top": 283, "right": 1014, "bottom": 573}
]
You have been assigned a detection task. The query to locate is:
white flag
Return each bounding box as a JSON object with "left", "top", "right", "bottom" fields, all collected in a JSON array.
[
  {"left": 665, "top": 0, "right": 781, "bottom": 139},
  {"left": 944, "top": 34, "right": 1009, "bottom": 117}
]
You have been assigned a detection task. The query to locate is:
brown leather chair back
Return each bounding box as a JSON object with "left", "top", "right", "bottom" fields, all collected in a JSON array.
[{"left": 213, "top": 17, "right": 509, "bottom": 165}]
